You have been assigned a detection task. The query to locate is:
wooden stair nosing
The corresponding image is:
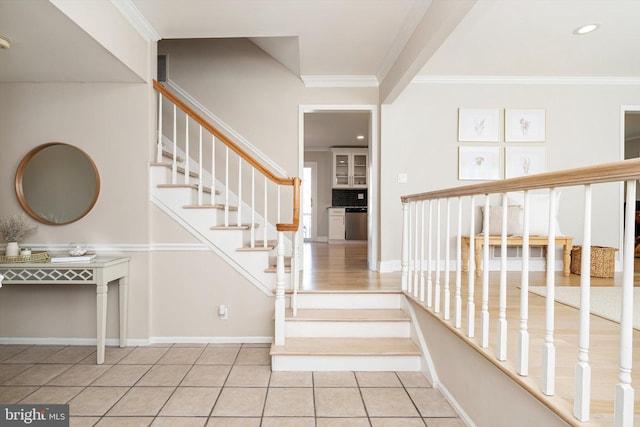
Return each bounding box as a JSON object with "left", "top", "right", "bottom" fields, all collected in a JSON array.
[
  {"left": 157, "top": 183, "right": 220, "bottom": 195},
  {"left": 183, "top": 204, "right": 238, "bottom": 211},
  {"left": 265, "top": 266, "right": 292, "bottom": 273},
  {"left": 161, "top": 150, "right": 184, "bottom": 163},
  {"left": 269, "top": 337, "right": 421, "bottom": 356},
  {"left": 237, "top": 245, "right": 274, "bottom": 252},
  {"left": 210, "top": 223, "right": 260, "bottom": 231},
  {"left": 150, "top": 162, "right": 199, "bottom": 178},
  {"left": 284, "top": 308, "right": 410, "bottom": 322}
]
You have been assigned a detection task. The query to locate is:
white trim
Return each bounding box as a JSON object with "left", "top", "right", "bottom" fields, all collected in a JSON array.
[
  {"left": 2, "top": 243, "right": 209, "bottom": 252},
  {"left": 435, "top": 382, "right": 477, "bottom": 427},
  {"left": 110, "top": 0, "right": 161, "bottom": 42},
  {"left": 165, "top": 79, "right": 288, "bottom": 177},
  {"left": 0, "top": 337, "right": 150, "bottom": 347},
  {"left": 404, "top": 297, "right": 438, "bottom": 386},
  {"left": 0, "top": 336, "right": 272, "bottom": 346},
  {"left": 412, "top": 75, "right": 640, "bottom": 86},
  {"left": 299, "top": 104, "right": 379, "bottom": 271},
  {"left": 149, "top": 336, "right": 272, "bottom": 345},
  {"left": 300, "top": 75, "right": 379, "bottom": 88}
]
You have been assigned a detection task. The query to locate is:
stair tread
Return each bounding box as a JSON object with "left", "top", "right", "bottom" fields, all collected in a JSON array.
[
  {"left": 285, "top": 308, "right": 410, "bottom": 322},
  {"left": 211, "top": 224, "right": 260, "bottom": 230},
  {"left": 157, "top": 183, "right": 220, "bottom": 195},
  {"left": 161, "top": 150, "right": 184, "bottom": 163},
  {"left": 237, "top": 245, "right": 274, "bottom": 252},
  {"left": 183, "top": 204, "right": 238, "bottom": 211},
  {"left": 150, "top": 162, "right": 198, "bottom": 178},
  {"left": 270, "top": 337, "right": 421, "bottom": 356}
]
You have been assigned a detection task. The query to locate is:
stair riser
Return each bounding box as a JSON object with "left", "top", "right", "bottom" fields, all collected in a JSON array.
[
  {"left": 295, "top": 294, "right": 402, "bottom": 310},
  {"left": 271, "top": 355, "right": 422, "bottom": 372},
  {"left": 285, "top": 321, "right": 410, "bottom": 338}
]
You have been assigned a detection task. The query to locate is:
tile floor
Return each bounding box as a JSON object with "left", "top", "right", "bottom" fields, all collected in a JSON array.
[{"left": 0, "top": 343, "right": 464, "bottom": 426}]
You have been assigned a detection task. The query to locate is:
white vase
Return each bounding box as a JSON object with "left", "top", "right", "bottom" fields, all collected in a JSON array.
[{"left": 5, "top": 242, "right": 19, "bottom": 257}]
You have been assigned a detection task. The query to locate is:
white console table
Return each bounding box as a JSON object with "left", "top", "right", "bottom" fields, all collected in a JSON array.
[{"left": 0, "top": 256, "right": 129, "bottom": 364}]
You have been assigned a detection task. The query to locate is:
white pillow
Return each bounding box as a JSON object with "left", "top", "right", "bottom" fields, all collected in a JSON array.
[
  {"left": 481, "top": 205, "right": 523, "bottom": 235},
  {"left": 507, "top": 191, "right": 563, "bottom": 236}
]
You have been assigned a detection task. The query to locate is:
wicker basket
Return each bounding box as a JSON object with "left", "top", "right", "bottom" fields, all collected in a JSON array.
[
  {"left": 0, "top": 251, "right": 50, "bottom": 264},
  {"left": 570, "top": 246, "right": 616, "bottom": 278}
]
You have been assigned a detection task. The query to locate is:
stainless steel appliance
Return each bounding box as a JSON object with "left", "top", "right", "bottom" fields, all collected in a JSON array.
[{"left": 345, "top": 207, "right": 367, "bottom": 240}]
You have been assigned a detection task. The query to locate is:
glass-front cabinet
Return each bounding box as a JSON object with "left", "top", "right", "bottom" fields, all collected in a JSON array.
[{"left": 331, "top": 148, "right": 368, "bottom": 188}]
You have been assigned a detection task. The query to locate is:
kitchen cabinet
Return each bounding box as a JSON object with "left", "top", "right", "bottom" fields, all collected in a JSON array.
[
  {"left": 331, "top": 148, "right": 368, "bottom": 189},
  {"left": 328, "top": 208, "right": 345, "bottom": 241}
]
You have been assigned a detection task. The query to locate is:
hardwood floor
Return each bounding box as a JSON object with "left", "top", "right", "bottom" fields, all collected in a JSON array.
[
  {"left": 300, "top": 242, "right": 640, "bottom": 425},
  {"left": 300, "top": 242, "right": 400, "bottom": 291}
]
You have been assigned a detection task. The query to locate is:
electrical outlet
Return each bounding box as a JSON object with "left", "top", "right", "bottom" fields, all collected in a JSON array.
[
  {"left": 218, "top": 304, "right": 228, "bottom": 320},
  {"left": 397, "top": 173, "right": 408, "bottom": 183}
]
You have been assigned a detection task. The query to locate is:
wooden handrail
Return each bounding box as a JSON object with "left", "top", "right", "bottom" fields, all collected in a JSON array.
[
  {"left": 401, "top": 158, "right": 640, "bottom": 203},
  {"left": 153, "top": 80, "right": 300, "bottom": 230}
]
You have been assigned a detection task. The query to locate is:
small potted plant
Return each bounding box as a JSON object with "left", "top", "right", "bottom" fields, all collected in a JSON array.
[{"left": 0, "top": 213, "right": 37, "bottom": 257}]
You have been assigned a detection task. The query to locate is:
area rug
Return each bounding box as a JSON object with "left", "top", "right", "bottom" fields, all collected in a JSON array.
[{"left": 528, "top": 286, "right": 640, "bottom": 330}]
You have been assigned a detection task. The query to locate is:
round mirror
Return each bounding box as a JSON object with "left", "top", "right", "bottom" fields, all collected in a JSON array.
[{"left": 15, "top": 143, "right": 100, "bottom": 225}]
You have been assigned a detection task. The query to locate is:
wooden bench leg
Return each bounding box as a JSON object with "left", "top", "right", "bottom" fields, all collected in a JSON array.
[
  {"left": 462, "top": 242, "right": 469, "bottom": 273},
  {"left": 563, "top": 243, "right": 572, "bottom": 276}
]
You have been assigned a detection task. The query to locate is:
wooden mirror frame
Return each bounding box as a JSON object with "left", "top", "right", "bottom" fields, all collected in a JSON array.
[{"left": 15, "top": 142, "right": 101, "bottom": 225}]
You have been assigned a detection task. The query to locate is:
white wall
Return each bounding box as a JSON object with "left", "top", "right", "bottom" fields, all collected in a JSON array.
[
  {"left": 380, "top": 81, "right": 640, "bottom": 267},
  {"left": 304, "top": 150, "right": 333, "bottom": 239}
]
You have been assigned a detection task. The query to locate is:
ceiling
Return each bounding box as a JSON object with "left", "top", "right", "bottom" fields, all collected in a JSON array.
[{"left": 1, "top": 0, "right": 640, "bottom": 147}]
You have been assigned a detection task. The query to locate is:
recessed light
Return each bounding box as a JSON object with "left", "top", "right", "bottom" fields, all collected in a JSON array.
[
  {"left": 356, "top": 135, "right": 365, "bottom": 140},
  {"left": 0, "top": 35, "right": 10, "bottom": 49},
  {"left": 573, "top": 23, "right": 599, "bottom": 35}
]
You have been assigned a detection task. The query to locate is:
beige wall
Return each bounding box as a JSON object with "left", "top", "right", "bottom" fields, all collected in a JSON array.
[{"left": 380, "top": 81, "right": 640, "bottom": 266}]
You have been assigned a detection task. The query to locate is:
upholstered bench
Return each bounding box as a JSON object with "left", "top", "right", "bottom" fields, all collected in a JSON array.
[{"left": 461, "top": 235, "right": 573, "bottom": 277}]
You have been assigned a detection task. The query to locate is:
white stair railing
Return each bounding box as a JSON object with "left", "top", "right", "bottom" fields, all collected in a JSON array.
[
  {"left": 153, "top": 80, "right": 301, "bottom": 346},
  {"left": 400, "top": 159, "right": 640, "bottom": 427}
]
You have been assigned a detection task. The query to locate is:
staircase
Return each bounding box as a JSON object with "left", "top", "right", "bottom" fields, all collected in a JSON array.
[
  {"left": 271, "top": 291, "right": 423, "bottom": 371},
  {"left": 150, "top": 155, "right": 288, "bottom": 296},
  {"left": 151, "top": 80, "right": 422, "bottom": 372}
]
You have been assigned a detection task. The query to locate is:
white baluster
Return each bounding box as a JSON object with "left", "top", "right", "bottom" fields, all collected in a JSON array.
[
  {"left": 615, "top": 180, "right": 636, "bottom": 427},
  {"left": 251, "top": 169, "right": 255, "bottom": 248},
  {"left": 574, "top": 184, "right": 592, "bottom": 421},
  {"left": 407, "top": 202, "right": 413, "bottom": 295},
  {"left": 292, "top": 229, "right": 300, "bottom": 310},
  {"left": 467, "top": 195, "right": 476, "bottom": 338},
  {"left": 419, "top": 201, "right": 425, "bottom": 301},
  {"left": 497, "top": 193, "right": 508, "bottom": 361},
  {"left": 172, "top": 104, "right": 177, "bottom": 184},
  {"left": 198, "top": 126, "right": 203, "bottom": 206},
  {"left": 444, "top": 198, "right": 451, "bottom": 320},
  {"left": 184, "top": 117, "right": 190, "bottom": 185},
  {"left": 518, "top": 190, "right": 530, "bottom": 376},
  {"left": 401, "top": 202, "right": 409, "bottom": 292},
  {"left": 224, "top": 147, "right": 229, "bottom": 227},
  {"left": 237, "top": 158, "right": 242, "bottom": 227},
  {"left": 427, "top": 201, "right": 433, "bottom": 306},
  {"left": 274, "top": 231, "right": 286, "bottom": 345},
  {"left": 481, "top": 195, "right": 490, "bottom": 348},
  {"left": 263, "top": 177, "right": 268, "bottom": 246},
  {"left": 455, "top": 197, "right": 462, "bottom": 329},
  {"left": 435, "top": 199, "right": 441, "bottom": 313},
  {"left": 542, "top": 187, "right": 557, "bottom": 396},
  {"left": 414, "top": 201, "right": 420, "bottom": 300},
  {"left": 211, "top": 135, "right": 216, "bottom": 206},
  {"left": 156, "top": 94, "right": 163, "bottom": 163}
]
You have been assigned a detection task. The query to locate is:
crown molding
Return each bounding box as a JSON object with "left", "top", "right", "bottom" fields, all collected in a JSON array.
[
  {"left": 412, "top": 75, "right": 640, "bottom": 86},
  {"left": 301, "top": 75, "right": 379, "bottom": 88},
  {"left": 110, "top": 0, "right": 161, "bottom": 42}
]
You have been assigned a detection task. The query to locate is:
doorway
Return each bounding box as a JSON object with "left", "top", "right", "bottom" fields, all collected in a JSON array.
[
  {"left": 299, "top": 105, "right": 379, "bottom": 272},
  {"left": 622, "top": 107, "right": 640, "bottom": 251}
]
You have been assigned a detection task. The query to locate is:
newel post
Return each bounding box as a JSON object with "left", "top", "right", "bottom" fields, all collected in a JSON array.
[{"left": 274, "top": 231, "right": 286, "bottom": 346}]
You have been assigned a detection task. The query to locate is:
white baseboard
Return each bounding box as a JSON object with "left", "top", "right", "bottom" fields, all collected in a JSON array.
[
  {"left": 379, "top": 258, "right": 568, "bottom": 273},
  {"left": 0, "top": 337, "right": 271, "bottom": 346},
  {"left": 149, "top": 336, "right": 273, "bottom": 345}
]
